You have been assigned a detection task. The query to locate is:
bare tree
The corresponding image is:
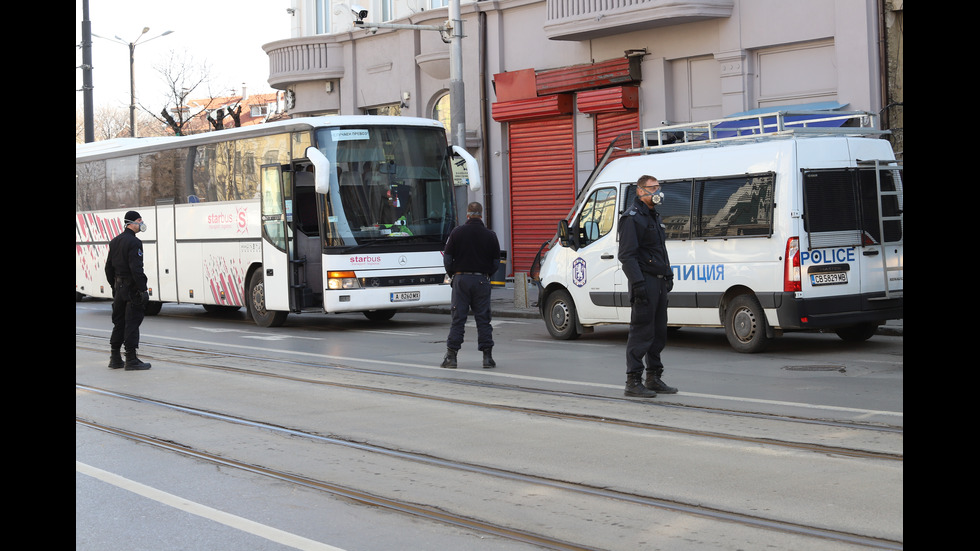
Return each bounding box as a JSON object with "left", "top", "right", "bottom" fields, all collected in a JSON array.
[
  {"left": 145, "top": 50, "right": 216, "bottom": 136},
  {"left": 75, "top": 103, "right": 166, "bottom": 144},
  {"left": 94, "top": 104, "right": 129, "bottom": 140}
]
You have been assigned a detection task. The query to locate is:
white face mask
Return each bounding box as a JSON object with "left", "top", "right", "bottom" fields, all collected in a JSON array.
[{"left": 127, "top": 220, "right": 147, "bottom": 232}]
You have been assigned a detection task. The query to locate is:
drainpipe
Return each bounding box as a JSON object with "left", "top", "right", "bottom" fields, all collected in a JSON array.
[{"left": 479, "top": 8, "right": 491, "bottom": 228}]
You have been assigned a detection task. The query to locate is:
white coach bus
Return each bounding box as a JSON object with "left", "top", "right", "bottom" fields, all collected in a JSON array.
[
  {"left": 76, "top": 116, "right": 481, "bottom": 326},
  {"left": 534, "top": 110, "right": 903, "bottom": 352}
]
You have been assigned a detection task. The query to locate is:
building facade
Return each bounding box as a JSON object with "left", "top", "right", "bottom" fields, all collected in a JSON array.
[{"left": 264, "top": 0, "right": 900, "bottom": 274}]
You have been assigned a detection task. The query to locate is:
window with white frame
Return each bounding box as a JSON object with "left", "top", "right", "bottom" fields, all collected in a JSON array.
[
  {"left": 315, "top": 0, "right": 331, "bottom": 34},
  {"left": 431, "top": 0, "right": 448, "bottom": 8}
]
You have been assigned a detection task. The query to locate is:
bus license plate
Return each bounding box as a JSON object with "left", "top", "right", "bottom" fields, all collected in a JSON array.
[
  {"left": 390, "top": 291, "right": 420, "bottom": 302},
  {"left": 811, "top": 272, "right": 847, "bottom": 286}
]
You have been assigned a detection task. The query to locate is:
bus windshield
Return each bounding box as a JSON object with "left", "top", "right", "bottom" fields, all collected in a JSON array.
[{"left": 314, "top": 125, "right": 455, "bottom": 249}]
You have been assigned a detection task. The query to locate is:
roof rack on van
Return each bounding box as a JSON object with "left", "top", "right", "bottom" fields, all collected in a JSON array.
[{"left": 628, "top": 110, "right": 887, "bottom": 154}]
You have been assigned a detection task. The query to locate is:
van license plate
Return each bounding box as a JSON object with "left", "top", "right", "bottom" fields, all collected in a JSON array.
[
  {"left": 390, "top": 291, "right": 420, "bottom": 302},
  {"left": 811, "top": 273, "right": 847, "bottom": 286}
]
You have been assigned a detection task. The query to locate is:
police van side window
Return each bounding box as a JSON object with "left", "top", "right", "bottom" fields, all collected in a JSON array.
[
  {"left": 659, "top": 180, "right": 693, "bottom": 239},
  {"left": 695, "top": 174, "right": 775, "bottom": 238},
  {"left": 623, "top": 179, "right": 700, "bottom": 240},
  {"left": 577, "top": 187, "right": 617, "bottom": 246}
]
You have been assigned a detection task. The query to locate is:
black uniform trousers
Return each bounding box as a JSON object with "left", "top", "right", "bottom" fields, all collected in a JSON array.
[
  {"left": 446, "top": 274, "right": 493, "bottom": 351},
  {"left": 110, "top": 279, "right": 146, "bottom": 351},
  {"left": 626, "top": 274, "right": 669, "bottom": 375}
]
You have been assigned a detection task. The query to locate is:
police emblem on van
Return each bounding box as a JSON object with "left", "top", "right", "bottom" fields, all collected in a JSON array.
[{"left": 572, "top": 258, "right": 587, "bottom": 287}]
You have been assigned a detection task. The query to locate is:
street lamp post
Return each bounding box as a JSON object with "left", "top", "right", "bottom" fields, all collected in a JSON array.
[{"left": 94, "top": 27, "right": 173, "bottom": 137}]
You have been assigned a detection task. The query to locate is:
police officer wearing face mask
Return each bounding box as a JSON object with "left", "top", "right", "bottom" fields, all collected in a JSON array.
[
  {"left": 105, "top": 211, "right": 151, "bottom": 370},
  {"left": 618, "top": 175, "right": 677, "bottom": 397},
  {"left": 440, "top": 202, "right": 501, "bottom": 369}
]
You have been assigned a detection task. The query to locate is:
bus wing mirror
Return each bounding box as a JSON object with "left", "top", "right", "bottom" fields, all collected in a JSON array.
[
  {"left": 306, "top": 146, "right": 331, "bottom": 194},
  {"left": 451, "top": 145, "right": 482, "bottom": 192}
]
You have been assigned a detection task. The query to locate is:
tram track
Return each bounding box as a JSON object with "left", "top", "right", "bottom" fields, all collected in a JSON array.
[
  {"left": 76, "top": 334, "right": 902, "bottom": 462},
  {"left": 76, "top": 333, "right": 903, "bottom": 549},
  {"left": 76, "top": 387, "right": 902, "bottom": 550}
]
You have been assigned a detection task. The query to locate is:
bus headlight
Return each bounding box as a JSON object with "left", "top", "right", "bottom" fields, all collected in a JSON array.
[{"left": 327, "top": 271, "right": 361, "bottom": 290}]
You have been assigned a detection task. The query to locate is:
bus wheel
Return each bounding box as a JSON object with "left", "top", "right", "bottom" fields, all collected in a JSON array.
[
  {"left": 248, "top": 272, "right": 287, "bottom": 327},
  {"left": 364, "top": 310, "right": 396, "bottom": 321},
  {"left": 724, "top": 294, "right": 770, "bottom": 353},
  {"left": 544, "top": 289, "right": 580, "bottom": 340},
  {"left": 144, "top": 301, "right": 163, "bottom": 316}
]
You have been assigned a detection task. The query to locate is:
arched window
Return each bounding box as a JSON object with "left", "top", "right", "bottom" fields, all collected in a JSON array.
[{"left": 433, "top": 93, "right": 450, "bottom": 136}]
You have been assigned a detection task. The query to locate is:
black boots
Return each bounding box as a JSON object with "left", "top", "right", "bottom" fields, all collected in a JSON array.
[
  {"left": 624, "top": 372, "right": 657, "bottom": 398},
  {"left": 645, "top": 369, "right": 677, "bottom": 394},
  {"left": 108, "top": 348, "right": 124, "bottom": 369},
  {"left": 482, "top": 348, "right": 496, "bottom": 369},
  {"left": 124, "top": 349, "right": 151, "bottom": 371},
  {"left": 440, "top": 348, "right": 458, "bottom": 369},
  {"left": 439, "top": 348, "right": 495, "bottom": 369},
  {"left": 625, "top": 370, "right": 678, "bottom": 397}
]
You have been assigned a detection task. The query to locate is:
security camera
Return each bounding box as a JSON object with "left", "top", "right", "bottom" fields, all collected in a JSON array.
[{"left": 352, "top": 5, "right": 368, "bottom": 21}]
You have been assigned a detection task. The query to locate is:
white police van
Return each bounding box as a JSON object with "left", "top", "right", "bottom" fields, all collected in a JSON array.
[{"left": 533, "top": 110, "right": 903, "bottom": 352}]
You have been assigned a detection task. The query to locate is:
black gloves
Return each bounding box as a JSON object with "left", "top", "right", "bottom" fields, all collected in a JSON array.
[
  {"left": 631, "top": 281, "right": 648, "bottom": 305},
  {"left": 133, "top": 290, "right": 149, "bottom": 305}
]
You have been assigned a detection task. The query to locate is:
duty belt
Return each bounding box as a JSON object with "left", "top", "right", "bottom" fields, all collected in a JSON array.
[{"left": 455, "top": 272, "right": 486, "bottom": 275}]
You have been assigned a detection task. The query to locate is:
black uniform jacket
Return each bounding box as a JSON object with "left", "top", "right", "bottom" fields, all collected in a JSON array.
[
  {"left": 618, "top": 196, "right": 671, "bottom": 286},
  {"left": 105, "top": 227, "right": 148, "bottom": 292},
  {"left": 443, "top": 218, "right": 501, "bottom": 277}
]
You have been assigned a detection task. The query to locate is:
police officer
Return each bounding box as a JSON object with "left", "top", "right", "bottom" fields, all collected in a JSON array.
[
  {"left": 618, "top": 176, "right": 677, "bottom": 397},
  {"left": 105, "top": 211, "right": 152, "bottom": 370},
  {"left": 440, "top": 202, "right": 501, "bottom": 369}
]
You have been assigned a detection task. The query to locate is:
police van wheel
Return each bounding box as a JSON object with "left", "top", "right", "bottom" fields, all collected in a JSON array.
[
  {"left": 544, "top": 289, "right": 580, "bottom": 340},
  {"left": 248, "top": 271, "right": 288, "bottom": 328},
  {"left": 835, "top": 322, "right": 877, "bottom": 342},
  {"left": 724, "top": 294, "right": 770, "bottom": 353}
]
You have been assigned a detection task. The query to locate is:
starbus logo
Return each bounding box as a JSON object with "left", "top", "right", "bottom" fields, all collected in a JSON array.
[
  {"left": 206, "top": 207, "right": 249, "bottom": 234},
  {"left": 237, "top": 207, "right": 248, "bottom": 235},
  {"left": 350, "top": 255, "right": 382, "bottom": 265}
]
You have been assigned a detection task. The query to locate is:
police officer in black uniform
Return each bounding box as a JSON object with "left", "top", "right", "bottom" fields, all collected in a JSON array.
[
  {"left": 618, "top": 176, "right": 677, "bottom": 397},
  {"left": 440, "top": 202, "right": 501, "bottom": 369},
  {"left": 105, "top": 211, "right": 152, "bottom": 370}
]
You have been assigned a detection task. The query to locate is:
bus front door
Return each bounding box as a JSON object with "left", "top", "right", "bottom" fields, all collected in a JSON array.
[{"left": 258, "top": 164, "right": 292, "bottom": 317}]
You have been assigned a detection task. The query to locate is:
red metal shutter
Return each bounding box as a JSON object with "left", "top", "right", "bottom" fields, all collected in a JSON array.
[
  {"left": 508, "top": 116, "right": 575, "bottom": 274},
  {"left": 594, "top": 110, "right": 639, "bottom": 164}
]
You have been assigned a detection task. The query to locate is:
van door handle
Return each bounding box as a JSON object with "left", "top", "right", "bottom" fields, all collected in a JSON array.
[
  {"left": 862, "top": 250, "right": 879, "bottom": 256},
  {"left": 601, "top": 254, "right": 614, "bottom": 260}
]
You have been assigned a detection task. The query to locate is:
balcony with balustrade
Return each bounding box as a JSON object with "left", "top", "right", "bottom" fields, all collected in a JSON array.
[
  {"left": 263, "top": 36, "right": 345, "bottom": 90},
  {"left": 544, "top": 0, "right": 733, "bottom": 40}
]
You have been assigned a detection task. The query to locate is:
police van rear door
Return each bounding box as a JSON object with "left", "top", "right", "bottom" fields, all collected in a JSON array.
[{"left": 800, "top": 161, "right": 903, "bottom": 299}]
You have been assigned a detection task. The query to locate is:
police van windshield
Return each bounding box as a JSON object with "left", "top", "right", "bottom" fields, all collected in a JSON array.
[{"left": 313, "top": 125, "right": 456, "bottom": 249}]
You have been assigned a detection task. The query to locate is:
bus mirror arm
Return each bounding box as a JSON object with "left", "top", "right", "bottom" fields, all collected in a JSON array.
[
  {"left": 451, "top": 145, "right": 482, "bottom": 192},
  {"left": 306, "top": 146, "right": 331, "bottom": 194}
]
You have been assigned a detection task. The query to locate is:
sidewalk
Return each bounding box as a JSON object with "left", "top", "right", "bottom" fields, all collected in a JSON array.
[{"left": 410, "top": 279, "right": 903, "bottom": 336}]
